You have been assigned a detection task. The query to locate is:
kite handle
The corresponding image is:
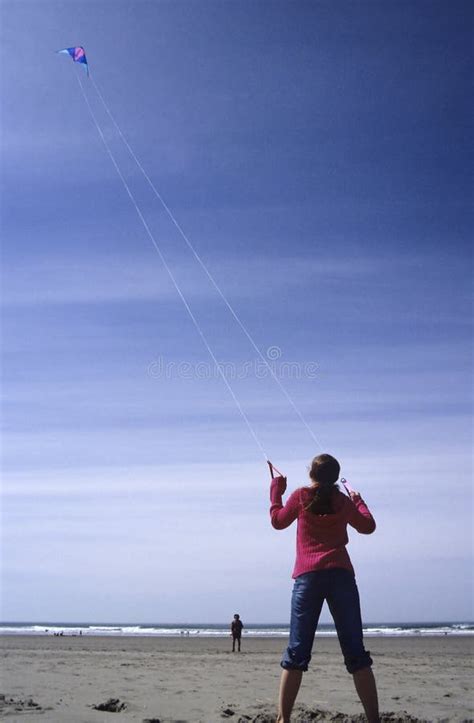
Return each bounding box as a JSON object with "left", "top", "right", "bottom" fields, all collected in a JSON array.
[
  {"left": 267, "top": 460, "right": 285, "bottom": 479},
  {"left": 340, "top": 477, "right": 355, "bottom": 495}
]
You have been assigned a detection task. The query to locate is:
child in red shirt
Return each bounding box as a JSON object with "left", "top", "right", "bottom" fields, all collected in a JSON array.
[
  {"left": 231, "top": 613, "right": 244, "bottom": 652},
  {"left": 270, "top": 453, "right": 380, "bottom": 723}
]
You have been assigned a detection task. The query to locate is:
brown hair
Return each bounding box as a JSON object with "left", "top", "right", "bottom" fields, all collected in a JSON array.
[{"left": 305, "top": 454, "right": 340, "bottom": 515}]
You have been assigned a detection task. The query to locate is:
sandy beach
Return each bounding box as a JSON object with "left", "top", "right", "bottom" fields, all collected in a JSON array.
[{"left": 1, "top": 635, "right": 472, "bottom": 722}]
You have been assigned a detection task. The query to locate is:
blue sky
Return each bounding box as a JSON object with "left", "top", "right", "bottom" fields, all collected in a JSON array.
[{"left": 1, "top": 0, "right": 472, "bottom": 623}]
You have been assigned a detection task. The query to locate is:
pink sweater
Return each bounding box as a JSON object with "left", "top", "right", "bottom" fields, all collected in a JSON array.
[{"left": 270, "top": 481, "right": 376, "bottom": 578}]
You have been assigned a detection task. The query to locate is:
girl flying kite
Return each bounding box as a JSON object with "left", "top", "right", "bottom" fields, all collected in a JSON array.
[{"left": 269, "top": 454, "right": 380, "bottom": 723}]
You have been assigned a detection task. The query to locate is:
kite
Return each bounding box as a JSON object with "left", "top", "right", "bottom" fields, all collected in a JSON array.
[{"left": 57, "top": 46, "right": 89, "bottom": 75}]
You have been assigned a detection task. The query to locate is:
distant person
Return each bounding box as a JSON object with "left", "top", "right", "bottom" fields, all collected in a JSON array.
[
  {"left": 269, "top": 454, "right": 380, "bottom": 723},
  {"left": 231, "top": 614, "right": 244, "bottom": 652}
]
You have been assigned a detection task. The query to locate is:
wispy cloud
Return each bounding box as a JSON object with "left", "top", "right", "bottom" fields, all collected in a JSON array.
[{"left": 2, "top": 251, "right": 378, "bottom": 306}]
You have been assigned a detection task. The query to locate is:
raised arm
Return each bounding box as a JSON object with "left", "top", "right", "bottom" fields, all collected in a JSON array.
[
  {"left": 347, "top": 492, "right": 376, "bottom": 534},
  {"left": 269, "top": 476, "right": 300, "bottom": 529}
]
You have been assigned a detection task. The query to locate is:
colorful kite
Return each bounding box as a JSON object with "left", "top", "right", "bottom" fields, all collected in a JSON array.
[{"left": 57, "top": 46, "right": 89, "bottom": 75}]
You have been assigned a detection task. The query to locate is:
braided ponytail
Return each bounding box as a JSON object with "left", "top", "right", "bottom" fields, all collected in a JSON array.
[{"left": 306, "top": 454, "right": 340, "bottom": 515}]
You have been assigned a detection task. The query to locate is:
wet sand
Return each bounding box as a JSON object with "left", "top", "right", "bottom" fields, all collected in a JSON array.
[{"left": 1, "top": 635, "right": 472, "bottom": 721}]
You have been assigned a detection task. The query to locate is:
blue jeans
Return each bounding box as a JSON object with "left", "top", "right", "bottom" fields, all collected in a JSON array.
[{"left": 281, "top": 568, "right": 373, "bottom": 674}]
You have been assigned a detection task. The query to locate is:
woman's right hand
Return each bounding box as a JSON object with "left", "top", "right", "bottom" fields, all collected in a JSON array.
[
  {"left": 349, "top": 490, "right": 362, "bottom": 503},
  {"left": 271, "top": 475, "right": 287, "bottom": 496}
]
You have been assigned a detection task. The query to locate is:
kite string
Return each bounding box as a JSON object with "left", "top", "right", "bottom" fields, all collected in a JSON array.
[
  {"left": 75, "top": 73, "right": 268, "bottom": 462},
  {"left": 89, "top": 74, "right": 323, "bottom": 453}
]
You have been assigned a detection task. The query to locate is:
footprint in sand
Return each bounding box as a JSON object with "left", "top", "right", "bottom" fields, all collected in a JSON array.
[
  {"left": 92, "top": 698, "right": 127, "bottom": 712},
  {"left": 0, "top": 694, "right": 43, "bottom": 715}
]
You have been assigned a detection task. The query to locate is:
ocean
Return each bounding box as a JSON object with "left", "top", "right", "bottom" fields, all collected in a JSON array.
[{"left": 0, "top": 622, "right": 472, "bottom": 637}]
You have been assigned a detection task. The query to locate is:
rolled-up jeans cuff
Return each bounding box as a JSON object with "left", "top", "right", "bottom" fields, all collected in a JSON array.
[
  {"left": 345, "top": 651, "right": 373, "bottom": 674},
  {"left": 280, "top": 646, "right": 310, "bottom": 672},
  {"left": 280, "top": 660, "right": 309, "bottom": 672}
]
